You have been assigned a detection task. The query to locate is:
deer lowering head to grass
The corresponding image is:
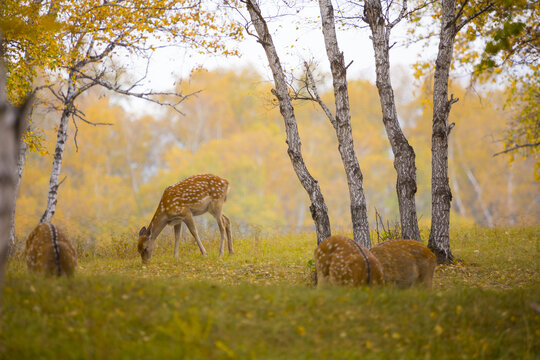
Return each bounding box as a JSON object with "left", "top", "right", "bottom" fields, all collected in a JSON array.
[
  {"left": 370, "top": 239, "right": 436, "bottom": 288},
  {"left": 138, "top": 174, "right": 232, "bottom": 264},
  {"left": 314, "top": 235, "right": 384, "bottom": 287},
  {"left": 25, "top": 223, "right": 77, "bottom": 277}
]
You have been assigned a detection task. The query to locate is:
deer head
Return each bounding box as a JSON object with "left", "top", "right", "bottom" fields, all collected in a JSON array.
[
  {"left": 137, "top": 226, "right": 154, "bottom": 264},
  {"left": 137, "top": 174, "right": 232, "bottom": 264}
]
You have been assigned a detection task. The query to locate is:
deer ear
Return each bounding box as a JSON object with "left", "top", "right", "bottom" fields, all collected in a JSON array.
[{"left": 139, "top": 226, "right": 147, "bottom": 236}]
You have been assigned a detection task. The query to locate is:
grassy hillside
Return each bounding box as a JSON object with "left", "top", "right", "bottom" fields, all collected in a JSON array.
[{"left": 1, "top": 226, "right": 539, "bottom": 359}]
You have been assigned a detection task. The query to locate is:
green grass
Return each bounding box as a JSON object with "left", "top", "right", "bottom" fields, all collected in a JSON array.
[{"left": 2, "top": 226, "right": 539, "bottom": 359}]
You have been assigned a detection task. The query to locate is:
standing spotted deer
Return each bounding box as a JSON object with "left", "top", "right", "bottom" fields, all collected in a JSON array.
[
  {"left": 370, "top": 239, "right": 436, "bottom": 288},
  {"left": 25, "top": 223, "right": 77, "bottom": 276},
  {"left": 314, "top": 235, "right": 384, "bottom": 287},
  {"left": 138, "top": 174, "right": 232, "bottom": 264}
]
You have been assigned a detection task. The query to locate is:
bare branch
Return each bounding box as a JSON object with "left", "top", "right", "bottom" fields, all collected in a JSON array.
[
  {"left": 70, "top": 69, "right": 196, "bottom": 115},
  {"left": 71, "top": 114, "right": 79, "bottom": 152},
  {"left": 456, "top": 1, "right": 495, "bottom": 32},
  {"left": 388, "top": 0, "right": 408, "bottom": 30},
  {"left": 303, "top": 62, "right": 337, "bottom": 129},
  {"left": 493, "top": 142, "right": 540, "bottom": 156},
  {"left": 71, "top": 108, "right": 114, "bottom": 152}
]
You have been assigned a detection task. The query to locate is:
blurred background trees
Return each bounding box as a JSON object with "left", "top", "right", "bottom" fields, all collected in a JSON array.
[{"left": 11, "top": 67, "right": 538, "bottom": 251}]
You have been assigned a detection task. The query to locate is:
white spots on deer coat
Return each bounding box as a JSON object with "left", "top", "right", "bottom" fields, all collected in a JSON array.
[
  {"left": 138, "top": 173, "right": 233, "bottom": 262},
  {"left": 314, "top": 235, "right": 384, "bottom": 287},
  {"left": 165, "top": 174, "right": 229, "bottom": 207},
  {"left": 371, "top": 239, "right": 436, "bottom": 288},
  {"left": 25, "top": 223, "right": 77, "bottom": 277}
]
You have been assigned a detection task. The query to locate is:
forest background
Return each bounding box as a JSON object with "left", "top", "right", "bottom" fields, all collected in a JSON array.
[{"left": 14, "top": 64, "right": 538, "bottom": 252}]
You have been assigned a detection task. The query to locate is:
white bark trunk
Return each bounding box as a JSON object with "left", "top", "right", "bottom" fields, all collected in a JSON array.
[
  {"left": 507, "top": 170, "right": 514, "bottom": 225},
  {"left": 449, "top": 143, "right": 467, "bottom": 217},
  {"left": 8, "top": 140, "right": 27, "bottom": 251},
  {"left": 428, "top": 0, "right": 457, "bottom": 264},
  {"left": 364, "top": 0, "right": 421, "bottom": 241},
  {"left": 319, "top": 0, "right": 371, "bottom": 247},
  {"left": 464, "top": 166, "right": 494, "bottom": 227},
  {"left": 40, "top": 74, "right": 76, "bottom": 223},
  {"left": 245, "top": 0, "right": 332, "bottom": 244}
]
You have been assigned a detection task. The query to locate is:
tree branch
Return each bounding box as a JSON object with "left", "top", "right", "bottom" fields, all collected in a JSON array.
[
  {"left": 302, "top": 62, "right": 337, "bottom": 129},
  {"left": 493, "top": 142, "right": 540, "bottom": 156},
  {"left": 456, "top": 1, "right": 495, "bottom": 32},
  {"left": 70, "top": 69, "right": 196, "bottom": 115},
  {"left": 388, "top": 0, "right": 408, "bottom": 30}
]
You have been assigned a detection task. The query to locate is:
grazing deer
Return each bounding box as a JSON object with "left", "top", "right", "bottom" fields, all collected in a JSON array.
[
  {"left": 370, "top": 239, "right": 436, "bottom": 288},
  {"left": 314, "top": 235, "right": 384, "bottom": 287},
  {"left": 138, "top": 174, "right": 232, "bottom": 263},
  {"left": 25, "top": 223, "right": 77, "bottom": 276}
]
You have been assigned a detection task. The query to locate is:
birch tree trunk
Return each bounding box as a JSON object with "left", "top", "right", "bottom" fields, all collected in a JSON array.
[
  {"left": 245, "top": 0, "right": 332, "bottom": 245},
  {"left": 8, "top": 141, "right": 27, "bottom": 251},
  {"left": 364, "top": 0, "right": 421, "bottom": 241},
  {"left": 507, "top": 170, "right": 514, "bottom": 225},
  {"left": 449, "top": 143, "right": 467, "bottom": 217},
  {"left": 464, "top": 165, "right": 494, "bottom": 227},
  {"left": 40, "top": 73, "right": 76, "bottom": 224},
  {"left": 428, "top": 0, "right": 458, "bottom": 264},
  {"left": 318, "top": 0, "right": 371, "bottom": 247},
  {"left": 0, "top": 51, "right": 30, "bottom": 293}
]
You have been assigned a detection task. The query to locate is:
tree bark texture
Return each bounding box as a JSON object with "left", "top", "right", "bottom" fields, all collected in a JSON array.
[
  {"left": 318, "top": 0, "right": 371, "bottom": 248},
  {"left": 40, "top": 74, "right": 76, "bottom": 224},
  {"left": 245, "top": 0, "right": 332, "bottom": 245},
  {"left": 8, "top": 140, "right": 27, "bottom": 251},
  {"left": 0, "top": 58, "right": 30, "bottom": 294},
  {"left": 429, "top": 0, "right": 457, "bottom": 264},
  {"left": 364, "top": 0, "right": 421, "bottom": 241}
]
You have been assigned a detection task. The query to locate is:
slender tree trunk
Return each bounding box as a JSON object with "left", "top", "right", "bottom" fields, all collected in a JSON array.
[
  {"left": 245, "top": 0, "right": 332, "bottom": 245},
  {"left": 449, "top": 143, "right": 467, "bottom": 217},
  {"left": 8, "top": 141, "right": 27, "bottom": 252},
  {"left": 364, "top": 0, "right": 421, "bottom": 241},
  {"left": 464, "top": 165, "right": 494, "bottom": 227},
  {"left": 429, "top": 0, "right": 458, "bottom": 264},
  {"left": 318, "top": 0, "right": 371, "bottom": 247},
  {"left": 40, "top": 75, "right": 75, "bottom": 223},
  {"left": 507, "top": 169, "right": 514, "bottom": 225}
]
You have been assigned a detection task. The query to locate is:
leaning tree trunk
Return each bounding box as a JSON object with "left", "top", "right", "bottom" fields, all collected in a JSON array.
[
  {"left": 245, "top": 0, "right": 332, "bottom": 245},
  {"left": 319, "top": 0, "right": 371, "bottom": 247},
  {"left": 40, "top": 74, "right": 75, "bottom": 224},
  {"left": 0, "top": 49, "right": 31, "bottom": 294},
  {"left": 364, "top": 0, "right": 421, "bottom": 241},
  {"left": 429, "top": 0, "right": 458, "bottom": 264}
]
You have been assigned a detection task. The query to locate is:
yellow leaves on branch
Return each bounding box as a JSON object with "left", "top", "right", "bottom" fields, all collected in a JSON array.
[{"left": 2, "top": 0, "right": 243, "bottom": 103}]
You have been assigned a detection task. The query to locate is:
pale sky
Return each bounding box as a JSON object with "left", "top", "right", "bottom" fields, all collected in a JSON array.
[{"left": 124, "top": 3, "right": 430, "bottom": 113}]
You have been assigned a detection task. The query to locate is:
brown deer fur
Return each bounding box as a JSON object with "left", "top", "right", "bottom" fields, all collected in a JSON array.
[
  {"left": 370, "top": 239, "right": 436, "bottom": 288},
  {"left": 138, "top": 174, "right": 232, "bottom": 263},
  {"left": 315, "top": 235, "right": 384, "bottom": 287},
  {"left": 25, "top": 223, "right": 77, "bottom": 276}
]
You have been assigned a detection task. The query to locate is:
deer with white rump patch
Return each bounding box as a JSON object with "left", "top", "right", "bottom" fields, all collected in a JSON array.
[
  {"left": 137, "top": 174, "right": 232, "bottom": 264},
  {"left": 314, "top": 235, "right": 384, "bottom": 287},
  {"left": 25, "top": 223, "right": 77, "bottom": 276}
]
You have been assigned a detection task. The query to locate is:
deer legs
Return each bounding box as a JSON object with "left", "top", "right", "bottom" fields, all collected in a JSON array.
[
  {"left": 222, "top": 214, "right": 233, "bottom": 255},
  {"left": 173, "top": 224, "right": 182, "bottom": 259},
  {"left": 174, "top": 212, "right": 232, "bottom": 258},
  {"left": 183, "top": 212, "right": 208, "bottom": 256}
]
